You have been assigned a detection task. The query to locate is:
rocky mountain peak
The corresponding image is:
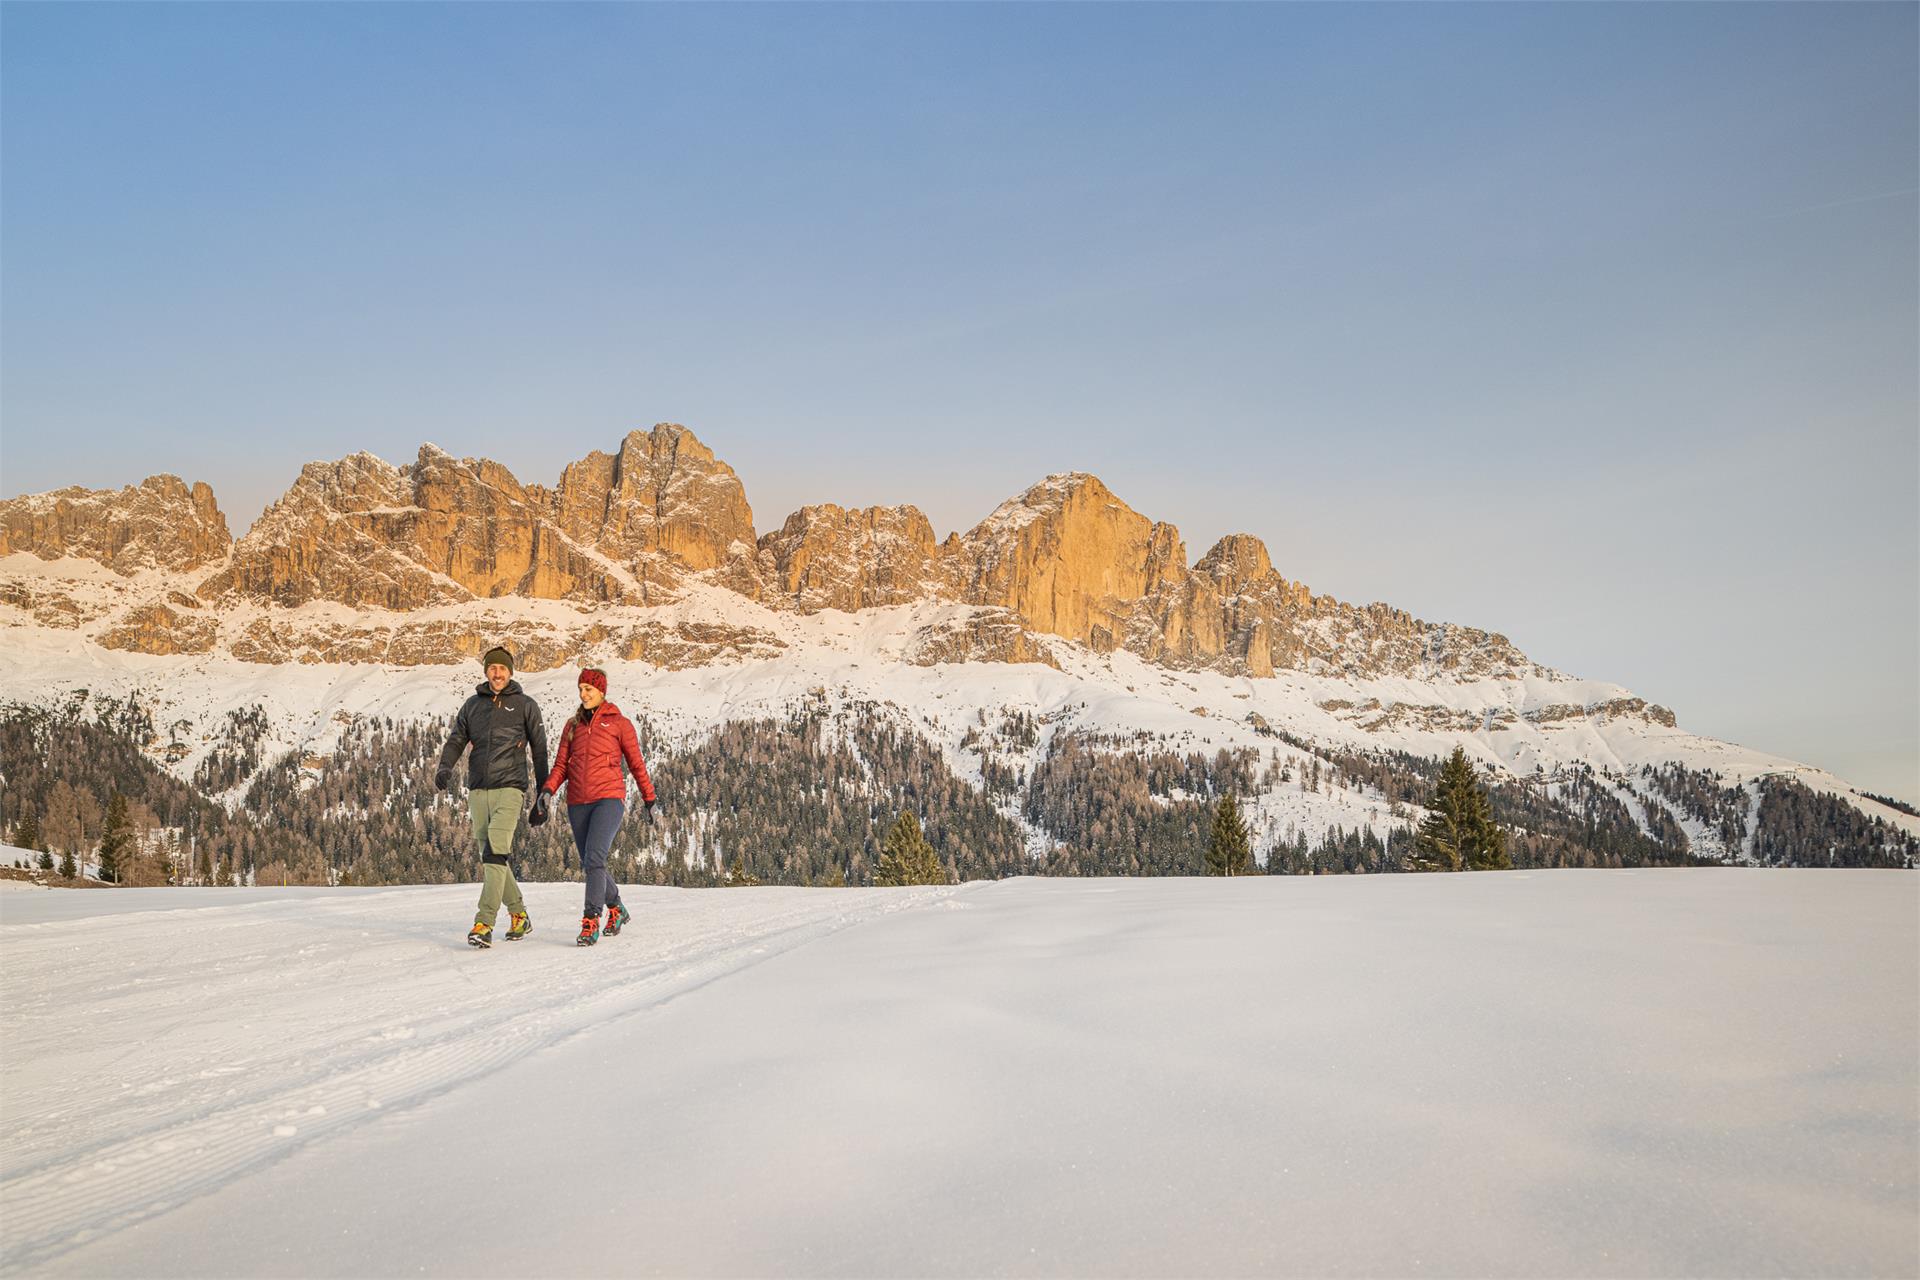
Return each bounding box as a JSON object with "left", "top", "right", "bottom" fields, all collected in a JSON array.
[
  {"left": 627, "top": 422, "right": 758, "bottom": 572},
  {"left": 759, "top": 503, "right": 939, "bottom": 613},
  {"left": 1195, "top": 534, "right": 1276, "bottom": 594},
  {"left": 531, "top": 423, "right": 757, "bottom": 580},
  {"left": 1, "top": 424, "right": 1547, "bottom": 686},
  {"left": 199, "top": 451, "right": 458, "bottom": 610},
  {"left": 954, "top": 473, "right": 1187, "bottom": 652},
  {"left": 0, "top": 474, "right": 231, "bottom": 574},
  {"left": 191, "top": 423, "right": 765, "bottom": 617}
]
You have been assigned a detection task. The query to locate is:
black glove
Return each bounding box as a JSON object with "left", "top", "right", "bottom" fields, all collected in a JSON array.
[
  {"left": 529, "top": 792, "right": 551, "bottom": 827},
  {"left": 643, "top": 798, "right": 657, "bottom": 825},
  {"left": 434, "top": 767, "right": 452, "bottom": 792}
]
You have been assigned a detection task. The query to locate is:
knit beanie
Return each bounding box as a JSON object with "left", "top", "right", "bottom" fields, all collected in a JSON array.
[
  {"left": 481, "top": 646, "right": 514, "bottom": 672},
  {"left": 578, "top": 668, "right": 608, "bottom": 695}
]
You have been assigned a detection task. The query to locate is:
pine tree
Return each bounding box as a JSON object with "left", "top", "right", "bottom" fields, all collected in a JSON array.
[
  {"left": 1205, "top": 794, "right": 1252, "bottom": 876},
  {"left": 1410, "top": 747, "right": 1509, "bottom": 872},
  {"left": 98, "top": 791, "right": 133, "bottom": 884},
  {"left": 58, "top": 848, "right": 76, "bottom": 880},
  {"left": 874, "top": 811, "right": 944, "bottom": 886},
  {"left": 12, "top": 810, "right": 40, "bottom": 852}
]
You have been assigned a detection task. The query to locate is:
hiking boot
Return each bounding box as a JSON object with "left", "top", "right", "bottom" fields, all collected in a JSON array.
[
  {"left": 576, "top": 913, "right": 601, "bottom": 947},
  {"left": 467, "top": 919, "right": 493, "bottom": 949},
  {"left": 603, "top": 902, "right": 630, "bottom": 937},
  {"left": 504, "top": 910, "right": 532, "bottom": 941}
]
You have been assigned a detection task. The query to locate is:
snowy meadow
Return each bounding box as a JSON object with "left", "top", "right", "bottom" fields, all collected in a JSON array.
[{"left": 1, "top": 871, "right": 1914, "bottom": 1278}]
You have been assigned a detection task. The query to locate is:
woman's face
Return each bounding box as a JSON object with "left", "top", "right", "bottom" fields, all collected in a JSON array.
[{"left": 579, "top": 683, "right": 605, "bottom": 709}]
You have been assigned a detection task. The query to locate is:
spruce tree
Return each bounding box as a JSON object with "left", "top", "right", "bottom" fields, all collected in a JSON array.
[
  {"left": 12, "top": 811, "right": 40, "bottom": 852},
  {"left": 1410, "top": 747, "right": 1509, "bottom": 872},
  {"left": 874, "top": 811, "right": 944, "bottom": 886},
  {"left": 58, "top": 848, "right": 76, "bottom": 880},
  {"left": 97, "top": 791, "right": 133, "bottom": 884},
  {"left": 1205, "top": 794, "right": 1252, "bottom": 876}
]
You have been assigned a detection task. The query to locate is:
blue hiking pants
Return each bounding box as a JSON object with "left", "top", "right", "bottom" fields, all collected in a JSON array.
[{"left": 566, "top": 797, "right": 627, "bottom": 918}]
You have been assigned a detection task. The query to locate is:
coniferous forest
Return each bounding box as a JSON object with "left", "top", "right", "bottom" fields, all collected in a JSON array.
[{"left": 1, "top": 693, "right": 1913, "bottom": 889}]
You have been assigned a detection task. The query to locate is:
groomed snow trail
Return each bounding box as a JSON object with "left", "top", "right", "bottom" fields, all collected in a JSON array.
[{"left": 0, "top": 882, "right": 962, "bottom": 1273}]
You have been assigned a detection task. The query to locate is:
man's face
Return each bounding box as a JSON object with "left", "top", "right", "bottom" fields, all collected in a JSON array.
[{"left": 486, "top": 663, "right": 511, "bottom": 692}]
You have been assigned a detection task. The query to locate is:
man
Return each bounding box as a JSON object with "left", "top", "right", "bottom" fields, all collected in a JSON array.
[{"left": 436, "top": 645, "right": 551, "bottom": 947}]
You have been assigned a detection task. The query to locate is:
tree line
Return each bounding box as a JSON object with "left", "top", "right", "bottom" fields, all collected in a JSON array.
[{"left": 4, "top": 696, "right": 1912, "bottom": 888}]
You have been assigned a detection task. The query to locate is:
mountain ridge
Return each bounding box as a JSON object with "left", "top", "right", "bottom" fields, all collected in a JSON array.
[
  {"left": 0, "top": 422, "right": 1561, "bottom": 693},
  {"left": 12, "top": 421, "right": 1910, "bottom": 866}
]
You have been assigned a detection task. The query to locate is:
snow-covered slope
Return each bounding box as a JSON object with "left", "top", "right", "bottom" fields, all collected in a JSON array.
[
  {"left": 2, "top": 582, "right": 1912, "bottom": 859},
  {"left": 2, "top": 873, "right": 1914, "bottom": 1277},
  {"left": 5, "top": 425, "right": 1911, "bottom": 861}
]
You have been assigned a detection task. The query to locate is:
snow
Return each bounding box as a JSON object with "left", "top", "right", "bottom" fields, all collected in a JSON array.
[
  {"left": 3, "top": 872, "right": 1914, "bottom": 1277},
  {"left": 1, "top": 587, "right": 1914, "bottom": 847},
  {"left": 0, "top": 554, "right": 137, "bottom": 583}
]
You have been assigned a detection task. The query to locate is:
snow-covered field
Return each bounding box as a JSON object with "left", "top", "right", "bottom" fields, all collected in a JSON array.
[{"left": 2, "top": 872, "right": 1914, "bottom": 1277}]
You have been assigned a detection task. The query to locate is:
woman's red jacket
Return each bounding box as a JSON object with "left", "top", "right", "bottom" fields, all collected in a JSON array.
[{"left": 541, "top": 701, "right": 656, "bottom": 805}]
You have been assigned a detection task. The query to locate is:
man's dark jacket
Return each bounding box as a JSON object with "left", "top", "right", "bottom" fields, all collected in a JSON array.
[{"left": 437, "top": 680, "right": 551, "bottom": 792}]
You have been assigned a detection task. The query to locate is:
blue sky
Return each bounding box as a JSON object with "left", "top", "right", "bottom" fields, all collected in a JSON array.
[{"left": 4, "top": 2, "right": 1915, "bottom": 801}]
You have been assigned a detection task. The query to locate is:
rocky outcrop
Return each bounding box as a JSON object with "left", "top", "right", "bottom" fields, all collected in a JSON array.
[
  {"left": 199, "top": 451, "right": 475, "bottom": 609},
  {"left": 1317, "top": 695, "right": 1677, "bottom": 733},
  {"left": 904, "top": 610, "right": 1060, "bottom": 670},
  {"left": 1525, "top": 698, "right": 1676, "bottom": 729},
  {"left": 759, "top": 504, "right": 940, "bottom": 613},
  {"left": 0, "top": 580, "right": 103, "bottom": 628},
  {"left": 947, "top": 474, "right": 1188, "bottom": 653},
  {"left": 0, "top": 475, "right": 230, "bottom": 573},
  {"left": 97, "top": 602, "right": 219, "bottom": 656},
  {"left": 1181, "top": 533, "right": 1530, "bottom": 681},
  {"left": 922, "top": 475, "right": 1529, "bottom": 681},
  {"left": 607, "top": 621, "right": 787, "bottom": 669},
  {"left": 531, "top": 425, "right": 758, "bottom": 579},
  {"left": 223, "top": 613, "right": 783, "bottom": 671},
  {"left": 202, "top": 424, "right": 762, "bottom": 610},
  {"left": 0, "top": 424, "right": 1545, "bottom": 683}
]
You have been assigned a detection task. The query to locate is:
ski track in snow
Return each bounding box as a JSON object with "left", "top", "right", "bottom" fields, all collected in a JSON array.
[{"left": 0, "top": 882, "right": 961, "bottom": 1273}]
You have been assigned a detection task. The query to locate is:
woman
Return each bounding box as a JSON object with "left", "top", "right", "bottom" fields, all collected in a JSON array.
[{"left": 540, "top": 668, "right": 658, "bottom": 946}]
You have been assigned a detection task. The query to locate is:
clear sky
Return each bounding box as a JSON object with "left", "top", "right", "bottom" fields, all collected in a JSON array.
[{"left": 4, "top": 2, "right": 1915, "bottom": 802}]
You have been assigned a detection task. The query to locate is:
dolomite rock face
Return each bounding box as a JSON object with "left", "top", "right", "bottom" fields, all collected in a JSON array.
[
  {"left": 1124, "top": 528, "right": 1535, "bottom": 682},
  {"left": 199, "top": 450, "right": 488, "bottom": 610},
  {"left": 97, "top": 602, "right": 219, "bottom": 656},
  {"left": 904, "top": 609, "right": 1061, "bottom": 670},
  {"left": 528, "top": 424, "right": 763, "bottom": 598},
  {"left": 0, "top": 475, "right": 230, "bottom": 573},
  {"left": 0, "top": 423, "right": 1583, "bottom": 699},
  {"left": 220, "top": 614, "right": 784, "bottom": 672},
  {"left": 948, "top": 474, "right": 1189, "bottom": 655},
  {"left": 201, "top": 424, "right": 763, "bottom": 611},
  {"left": 922, "top": 476, "right": 1529, "bottom": 684},
  {"left": 758, "top": 504, "right": 940, "bottom": 613},
  {"left": 1189, "top": 534, "right": 1292, "bottom": 677}
]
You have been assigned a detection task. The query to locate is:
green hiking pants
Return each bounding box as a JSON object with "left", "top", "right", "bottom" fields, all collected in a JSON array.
[{"left": 470, "top": 786, "right": 527, "bottom": 923}]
